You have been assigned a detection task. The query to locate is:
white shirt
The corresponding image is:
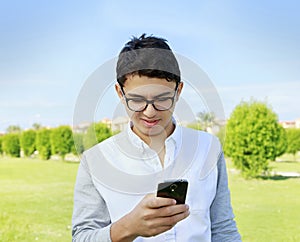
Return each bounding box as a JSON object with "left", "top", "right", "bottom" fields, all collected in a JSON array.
[{"left": 72, "top": 123, "right": 241, "bottom": 242}]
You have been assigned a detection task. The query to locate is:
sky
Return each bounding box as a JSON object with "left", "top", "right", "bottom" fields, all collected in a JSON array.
[{"left": 0, "top": 0, "right": 300, "bottom": 133}]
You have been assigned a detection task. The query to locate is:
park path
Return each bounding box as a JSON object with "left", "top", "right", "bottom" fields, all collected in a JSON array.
[{"left": 272, "top": 171, "right": 300, "bottom": 177}]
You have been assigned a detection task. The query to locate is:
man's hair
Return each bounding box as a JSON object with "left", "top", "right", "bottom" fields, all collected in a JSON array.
[{"left": 116, "top": 34, "right": 181, "bottom": 87}]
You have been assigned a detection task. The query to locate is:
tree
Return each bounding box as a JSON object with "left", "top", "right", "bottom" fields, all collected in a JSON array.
[
  {"left": 196, "top": 111, "right": 217, "bottom": 131},
  {"left": 50, "top": 125, "right": 74, "bottom": 159},
  {"left": 36, "top": 128, "right": 52, "bottom": 160},
  {"left": 83, "top": 122, "right": 112, "bottom": 150},
  {"left": 187, "top": 122, "right": 203, "bottom": 131},
  {"left": 32, "top": 123, "right": 42, "bottom": 130},
  {"left": 224, "top": 100, "right": 282, "bottom": 178},
  {"left": 275, "top": 125, "right": 287, "bottom": 157},
  {"left": 216, "top": 125, "right": 226, "bottom": 147},
  {"left": 20, "top": 129, "right": 36, "bottom": 157},
  {"left": 6, "top": 125, "right": 22, "bottom": 134},
  {"left": 285, "top": 128, "right": 300, "bottom": 159},
  {"left": 2, "top": 133, "right": 21, "bottom": 157},
  {"left": 0, "top": 136, "right": 3, "bottom": 155},
  {"left": 72, "top": 132, "right": 84, "bottom": 155}
]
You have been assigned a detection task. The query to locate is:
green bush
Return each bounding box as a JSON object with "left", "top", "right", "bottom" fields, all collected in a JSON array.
[
  {"left": 72, "top": 132, "right": 84, "bottom": 155},
  {"left": 20, "top": 130, "right": 36, "bottom": 157},
  {"left": 2, "top": 133, "right": 21, "bottom": 157},
  {"left": 0, "top": 136, "right": 3, "bottom": 155},
  {"left": 224, "top": 100, "right": 283, "bottom": 178},
  {"left": 216, "top": 125, "right": 226, "bottom": 147},
  {"left": 187, "top": 122, "right": 203, "bottom": 131},
  {"left": 36, "top": 129, "right": 52, "bottom": 160},
  {"left": 6, "top": 125, "right": 22, "bottom": 134},
  {"left": 275, "top": 125, "right": 287, "bottom": 157},
  {"left": 286, "top": 128, "right": 300, "bottom": 158},
  {"left": 83, "top": 122, "right": 112, "bottom": 150},
  {"left": 50, "top": 126, "right": 74, "bottom": 159}
]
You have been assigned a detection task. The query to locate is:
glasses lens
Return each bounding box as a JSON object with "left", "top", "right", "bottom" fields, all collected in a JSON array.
[
  {"left": 153, "top": 98, "right": 173, "bottom": 111},
  {"left": 125, "top": 93, "right": 176, "bottom": 111},
  {"left": 127, "top": 99, "right": 147, "bottom": 111}
]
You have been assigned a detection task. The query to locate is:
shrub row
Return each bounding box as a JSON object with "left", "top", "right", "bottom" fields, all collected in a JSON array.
[{"left": 0, "top": 122, "right": 113, "bottom": 160}]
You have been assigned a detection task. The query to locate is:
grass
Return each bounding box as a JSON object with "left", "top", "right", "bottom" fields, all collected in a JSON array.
[
  {"left": 0, "top": 157, "right": 299, "bottom": 241},
  {"left": 0, "top": 157, "right": 78, "bottom": 242},
  {"left": 276, "top": 153, "right": 300, "bottom": 162},
  {"left": 227, "top": 158, "right": 300, "bottom": 242},
  {"left": 270, "top": 161, "right": 300, "bottom": 174}
]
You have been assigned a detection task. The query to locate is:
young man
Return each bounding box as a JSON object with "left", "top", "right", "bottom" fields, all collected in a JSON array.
[{"left": 72, "top": 34, "right": 241, "bottom": 241}]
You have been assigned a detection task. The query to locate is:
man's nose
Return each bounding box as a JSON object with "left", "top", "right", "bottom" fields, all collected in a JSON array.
[{"left": 143, "top": 103, "right": 157, "bottom": 117}]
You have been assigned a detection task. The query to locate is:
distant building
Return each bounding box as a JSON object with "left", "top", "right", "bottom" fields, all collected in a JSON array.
[
  {"left": 112, "top": 116, "right": 129, "bottom": 132},
  {"left": 279, "top": 118, "right": 300, "bottom": 129},
  {"left": 101, "top": 118, "right": 112, "bottom": 128},
  {"left": 72, "top": 122, "right": 91, "bottom": 133},
  {"left": 296, "top": 118, "right": 300, "bottom": 129}
]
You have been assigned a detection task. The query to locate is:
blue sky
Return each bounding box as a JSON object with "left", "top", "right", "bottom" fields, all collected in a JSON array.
[{"left": 0, "top": 0, "right": 299, "bottom": 132}]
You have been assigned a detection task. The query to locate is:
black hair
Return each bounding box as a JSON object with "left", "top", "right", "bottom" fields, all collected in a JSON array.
[{"left": 116, "top": 34, "right": 181, "bottom": 87}]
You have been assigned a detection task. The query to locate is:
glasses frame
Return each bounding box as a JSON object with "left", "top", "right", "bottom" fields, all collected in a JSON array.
[{"left": 120, "top": 83, "right": 179, "bottom": 112}]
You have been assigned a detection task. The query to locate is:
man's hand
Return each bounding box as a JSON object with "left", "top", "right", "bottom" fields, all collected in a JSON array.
[{"left": 111, "top": 193, "right": 190, "bottom": 241}]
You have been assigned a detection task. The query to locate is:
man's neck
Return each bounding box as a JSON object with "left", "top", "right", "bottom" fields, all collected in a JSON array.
[
  {"left": 132, "top": 123, "right": 175, "bottom": 167},
  {"left": 133, "top": 122, "right": 175, "bottom": 146}
]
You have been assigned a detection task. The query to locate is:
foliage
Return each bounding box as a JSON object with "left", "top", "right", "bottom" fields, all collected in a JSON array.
[
  {"left": 32, "top": 123, "right": 42, "bottom": 130},
  {"left": 36, "top": 128, "right": 52, "bottom": 160},
  {"left": 2, "top": 133, "right": 21, "bottom": 157},
  {"left": 20, "top": 129, "right": 36, "bottom": 157},
  {"left": 216, "top": 125, "right": 226, "bottom": 147},
  {"left": 196, "top": 111, "right": 216, "bottom": 131},
  {"left": 0, "top": 136, "right": 3, "bottom": 154},
  {"left": 275, "top": 125, "right": 287, "bottom": 157},
  {"left": 224, "top": 100, "right": 282, "bottom": 178},
  {"left": 186, "top": 122, "right": 203, "bottom": 131},
  {"left": 72, "top": 132, "right": 84, "bottom": 155},
  {"left": 50, "top": 125, "right": 74, "bottom": 159},
  {"left": 6, "top": 125, "right": 22, "bottom": 134},
  {"left": 285, "top": 128, "right": 300, "bottom": 157},
  {"left": 83, "top": 122, "right": 112, "bottom": 150}
]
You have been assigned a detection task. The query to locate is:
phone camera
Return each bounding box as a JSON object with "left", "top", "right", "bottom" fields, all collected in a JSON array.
[{"left": 170, "top": 184, "right": 178, "bottom": 192}]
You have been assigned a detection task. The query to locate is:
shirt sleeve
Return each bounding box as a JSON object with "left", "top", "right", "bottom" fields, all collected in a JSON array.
[
  {"left": 210, "top": 152, "right": 242, "bottom": 242},
  {"left": 72, "top": 154, "right": 112, "bottom": 242}
]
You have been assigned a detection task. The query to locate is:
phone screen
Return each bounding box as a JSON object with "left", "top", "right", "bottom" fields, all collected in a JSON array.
[{"left": 156, "top": 179, "right": 188, "bottom": 204}]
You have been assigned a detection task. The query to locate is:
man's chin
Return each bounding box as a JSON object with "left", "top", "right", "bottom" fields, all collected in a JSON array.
[{"left": 144, "top": 125, "right": 166, "bottom": 137}]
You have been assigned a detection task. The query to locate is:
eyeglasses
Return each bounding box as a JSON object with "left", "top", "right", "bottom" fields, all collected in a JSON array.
[{"left": 120, "top": 86, "right": 178, "bottom": 112}]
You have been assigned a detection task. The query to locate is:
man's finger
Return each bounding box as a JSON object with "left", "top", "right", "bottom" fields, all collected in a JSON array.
[{"left": 148, "top": 196, "right": 177, "bottom": 208}]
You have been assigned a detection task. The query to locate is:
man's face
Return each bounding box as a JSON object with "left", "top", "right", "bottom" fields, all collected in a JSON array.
[{"left": 116, "top": 75, "right": 183, "bottom": 141}]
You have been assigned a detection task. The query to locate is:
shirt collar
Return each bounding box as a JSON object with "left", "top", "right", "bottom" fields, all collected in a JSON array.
[{"left": 126, "top": 117, "right": 182, "bottom": 155}]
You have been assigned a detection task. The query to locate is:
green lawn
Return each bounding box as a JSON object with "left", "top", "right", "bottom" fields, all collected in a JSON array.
[
  {"left": 0, "top": 157, "right": 299, "bottom": 242},
  {"left": 270, "top": 161, "right": 300, "bottom": 174},
  {"left": 0, "top": 158, "right": 78, "bottom": 242},
  {"left": 228, "top": 159, "right": 300, "bottom": 242}
]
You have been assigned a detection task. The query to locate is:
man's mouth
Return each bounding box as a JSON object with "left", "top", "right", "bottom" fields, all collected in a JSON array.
[{"left": 142, "top": 119, "right": 159, "bottom": 127}]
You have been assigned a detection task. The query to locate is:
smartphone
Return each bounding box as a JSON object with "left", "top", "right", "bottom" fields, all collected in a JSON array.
[{"left": 156, "top": 179, "right": 188, "bottom": 204}]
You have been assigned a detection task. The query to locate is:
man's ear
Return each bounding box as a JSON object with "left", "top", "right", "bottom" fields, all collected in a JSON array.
[
  {"left": 175, "top": 82, "right": 184, "bottom": 101},
  {"left": 115, "top": 84, "right": 124, "bottom": 99}
]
